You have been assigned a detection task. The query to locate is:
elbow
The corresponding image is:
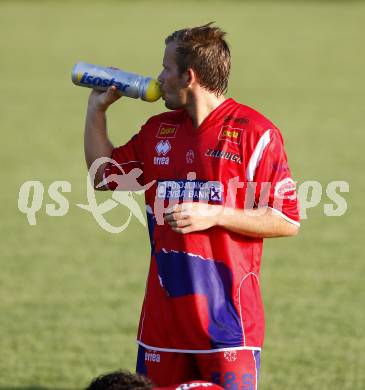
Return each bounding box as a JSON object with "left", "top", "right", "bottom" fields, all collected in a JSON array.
[
  {"left": 285, "top": 223, "right": 300, "bottom": 237},
  {"left": 93, "top": 181, "right": 108, "bottom": 191},
  {"left": 93, "top": 175, "right": 109, "bottom": 191}
]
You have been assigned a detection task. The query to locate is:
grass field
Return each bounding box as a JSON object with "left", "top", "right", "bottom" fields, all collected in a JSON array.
[{"left": 1, "top": 0, "right": 364, "bottom": 389}]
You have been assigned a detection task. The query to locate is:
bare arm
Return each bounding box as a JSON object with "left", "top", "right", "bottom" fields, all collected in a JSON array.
[
  {"left": 84, "top": 86, "right": 122, "bottom": 189},
  {"left": 216, "top": 207, "right": 299, "bottom": 238},
  {"left": 164, "top": 204, "right": 299, "bottom": 238}
]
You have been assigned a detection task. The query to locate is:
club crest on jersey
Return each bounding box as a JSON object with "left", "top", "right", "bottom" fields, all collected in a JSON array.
[
  {"left": 218, "top": 125, "right": 243, "bottom": 145},
  {"left": 224, "top": 350, "right": 238, "bottom": 362},
  {"left": 156, "top": 123, "right": 178, "bottom": 139},
  {"left": 154, "top": 140, "right": 171, "bottom": 165},
  {"left": 186, "top": 149, "right": 194, "bottom": 164}
]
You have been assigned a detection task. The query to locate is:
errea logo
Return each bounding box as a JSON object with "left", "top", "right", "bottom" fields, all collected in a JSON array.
[
  {"left": 155, "top": 140, "right": 171, "bottom": 155},
  {"left": 145, "top": 350, "right": 160, "bottom": 363},
  {"left": 154, "top": 140, "right": 171, "bottom": 165}
]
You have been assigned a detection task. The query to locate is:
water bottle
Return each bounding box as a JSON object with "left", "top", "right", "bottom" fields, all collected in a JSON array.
[{"left": 72, "top": 61, "right": 161, "bottom": 102}]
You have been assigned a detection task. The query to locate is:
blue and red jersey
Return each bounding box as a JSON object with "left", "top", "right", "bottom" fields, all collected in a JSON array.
[{"left": 103, "top": 98, "right": 300, "bottom": 353}]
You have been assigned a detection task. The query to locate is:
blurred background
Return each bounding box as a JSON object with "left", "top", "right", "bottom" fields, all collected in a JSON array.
[{"left": 1, "top": 0, "right": 364, "bottom": 389}]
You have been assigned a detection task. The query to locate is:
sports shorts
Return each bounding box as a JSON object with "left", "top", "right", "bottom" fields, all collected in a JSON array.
[{"left": 136, "top": 345, "right": 260, "bottom": 389}]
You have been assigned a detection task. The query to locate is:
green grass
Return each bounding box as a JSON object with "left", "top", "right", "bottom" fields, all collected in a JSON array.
[{"left": 1, "top": 1, "right": 364, "bottom": 389}]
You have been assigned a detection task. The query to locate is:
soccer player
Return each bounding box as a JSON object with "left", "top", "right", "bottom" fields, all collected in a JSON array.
[{"left": 84, "top": 23, "right": 300, "bottom": 389}]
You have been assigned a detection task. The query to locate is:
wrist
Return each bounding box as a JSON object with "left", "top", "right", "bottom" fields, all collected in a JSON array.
[
  {"left": 214, "top": 205, "right": 224, "bottom": 227},
  {"left": 87, "top": 99, "right": 109, "bottom": 113}
]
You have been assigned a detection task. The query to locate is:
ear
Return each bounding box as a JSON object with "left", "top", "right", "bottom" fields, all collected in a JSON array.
[{"left": 183, "top": 68, "right": 197, "bottom": 87}]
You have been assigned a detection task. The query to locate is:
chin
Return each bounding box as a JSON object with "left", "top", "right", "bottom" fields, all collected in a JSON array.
[{"left": 164, "top": 98, "right": 184, "bottom": 110}]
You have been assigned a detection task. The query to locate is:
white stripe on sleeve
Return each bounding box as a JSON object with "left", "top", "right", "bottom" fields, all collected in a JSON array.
[{"left": 246, "top": 129, "right": 272, "bottom": 181}]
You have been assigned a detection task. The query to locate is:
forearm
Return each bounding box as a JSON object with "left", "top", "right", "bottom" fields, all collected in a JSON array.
[
  {"left": 84, "top": 105, "right": 113, "bottom": 166},
  {"left": 217, "top": 207, "right": 299, "bottom": 238},
  {"left": 83, "top": 86, "right": 122, "bottom": 188},
  {"left": 165, "top": 203, "right": 299, "bottom": 237},
  {"left": 84, "top": 105, "right": 114, "bottom": 188}
]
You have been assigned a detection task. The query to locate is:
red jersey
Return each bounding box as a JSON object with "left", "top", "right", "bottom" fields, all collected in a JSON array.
[{"left": 104, "top": 98, "right": 300, "bottom": 353}]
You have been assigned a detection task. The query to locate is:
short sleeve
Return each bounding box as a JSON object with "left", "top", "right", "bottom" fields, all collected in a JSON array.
[
  {"left": 247, "top": 128, "right": 300, "bottom": 226},
  {"left": 103, "top": 124, "right": 146, "bottom": 191}
]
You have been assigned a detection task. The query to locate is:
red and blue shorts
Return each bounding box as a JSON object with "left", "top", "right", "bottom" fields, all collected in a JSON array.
[{"left": 136, "top": 346, "right": 261, "bottom": 389}]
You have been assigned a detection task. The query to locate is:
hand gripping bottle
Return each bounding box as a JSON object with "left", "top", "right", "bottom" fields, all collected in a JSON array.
[{"left": 72, "top": 62, "right": 161, "bottom": 102}]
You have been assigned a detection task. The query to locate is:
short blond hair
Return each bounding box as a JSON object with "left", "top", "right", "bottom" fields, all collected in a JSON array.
[{"left": 165, "top": 23, "right": 231, "bottom": 96}]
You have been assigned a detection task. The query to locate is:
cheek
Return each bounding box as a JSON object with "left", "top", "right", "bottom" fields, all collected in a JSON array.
[
  {"left": 165, "top": 73, "right": 174, "bottom": 85},
  {"left": 164, "top": 78, "right": 176, "bottom": 94},
  {"left": 168, "top": 75, "right": 182, "bottom": 92}
]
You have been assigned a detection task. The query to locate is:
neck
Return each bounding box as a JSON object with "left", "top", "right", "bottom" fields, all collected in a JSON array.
[{"left": 185, "top": 92, "right": 226, "bottom": 129}]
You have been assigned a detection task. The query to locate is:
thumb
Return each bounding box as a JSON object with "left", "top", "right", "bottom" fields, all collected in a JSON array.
[
  {"left": 108, "top": 85, "right": 122, "bottom": 96},
  {"left": 105, "top": 85, "right": 122, "bottom": 102}
]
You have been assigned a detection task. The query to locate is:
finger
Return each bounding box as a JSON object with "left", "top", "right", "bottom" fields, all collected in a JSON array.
[
  {"left": 107, "top": 85, "right": 122, "bottom": 97},
  {"left": 180, "top": 202, "right": 194, "bottom": 212},
  {"left": 172, "top": 226, "right": 192, "bottom": 234},
  {"left": 168, "top": 218, "right": 191, "bottom": 228},
  {"left": 164, "top": 211, "right": 177, "bottom": 222},
  {"left": 164, "top": 213, "right": 174, "bottom": 222},
  {"left": 90, "top": 89, "right": 103, "bottom": 96},
  {"left": 165, "top": 204, "right": 181, "bottom": 215},
  {"left": 164, "top": 211, "right": 189, "bottom": 222}
]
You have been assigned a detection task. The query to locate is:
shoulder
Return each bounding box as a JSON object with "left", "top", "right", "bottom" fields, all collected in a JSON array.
[
  {"left": 143, "top": 109, "right": 187, "bottom": 128},
  {"left": 223, "top": 99, "right": 286, "bottom": 159},
  {"left": 229, "top": 99, "right": 279, "bottom": 135},
  {"left": 137, "top": 109, "right": 186, "bottom": 140},
  {"left": 226, "top": 99, "right": 284, "bottom": 151}
]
